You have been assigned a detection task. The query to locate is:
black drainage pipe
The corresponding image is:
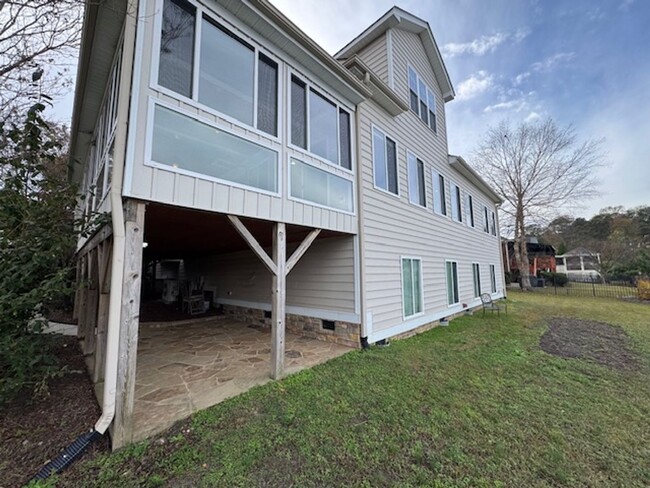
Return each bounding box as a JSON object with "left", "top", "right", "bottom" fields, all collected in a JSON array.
[
  {"left": 31, "top": 429, "right": 101, "bottom": 481},
  {"left": 360, "top": 336, "right": 370, "bottom": 349}
]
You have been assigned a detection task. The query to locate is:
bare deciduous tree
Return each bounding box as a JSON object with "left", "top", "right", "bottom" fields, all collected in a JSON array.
[
  {"left": 0, "top": 0, "right": 83, "bottom": 122},
  {"left": 473, "top": 118, "right": 605, "bottom": 290}
]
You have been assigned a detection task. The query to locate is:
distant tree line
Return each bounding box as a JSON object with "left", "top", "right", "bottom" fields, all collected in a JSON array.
[{"left": 528, "top": 206, "right": 650, "bottom": 279}]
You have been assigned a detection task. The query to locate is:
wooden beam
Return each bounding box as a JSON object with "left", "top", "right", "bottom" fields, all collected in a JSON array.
[
  {"left": 112, "top": 200, "right": 146, "bottom": 449},
  {"left": 270, "top": 223, "right": 287, "bottom": 380},
  {"left": 286, "top": 229, "right": 321, "bottom": 275},
  {"left": 227, "top": 215, "right": 277, "bottom": 275},
  {"left": 94, "top": 239, "right": 112, "bottom": 384}
]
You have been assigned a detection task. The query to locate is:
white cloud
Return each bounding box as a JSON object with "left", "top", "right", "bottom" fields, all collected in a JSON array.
[
  {"left": 441, "top": 28, "right": 529, "bottom": 58},
  {"left": 483, "top": 99, "right": 527, "bottom": 113},
  {"left": 513, "top": 72, "right": 530, "bottom": 86},
  {"left": 456, "top": 71, "right": 494, "bottom": 101},
  {"left": 531, "top": 52, "right": 576, "bottom": 72},
  {"left": 524, "top": 112, "right": 542, "bottom": 122},
  {"left": 619, "top": 0, "right": 635, "bottom": 12}
]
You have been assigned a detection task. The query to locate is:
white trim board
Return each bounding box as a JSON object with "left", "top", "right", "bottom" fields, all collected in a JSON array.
[{"left": 216, "top": 297, "right": 360, "bottom": 324}]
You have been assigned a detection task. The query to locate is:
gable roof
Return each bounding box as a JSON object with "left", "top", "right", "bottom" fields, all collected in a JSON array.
[
  {"left": 448, "top": 155, "right": 502, "bottom": 204},
  {"left": 335, "top": 6, "right": 455, "bottom": 102}
]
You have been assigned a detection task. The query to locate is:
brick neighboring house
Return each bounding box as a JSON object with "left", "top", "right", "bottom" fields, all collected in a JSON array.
[{"left": 503, "top": 237, "right": 556, "bottom": 277}]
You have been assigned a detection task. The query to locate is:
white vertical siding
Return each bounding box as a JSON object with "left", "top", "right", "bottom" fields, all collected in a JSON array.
[{"left": 358, "top": 28, "right": 503, "bottom": 342}]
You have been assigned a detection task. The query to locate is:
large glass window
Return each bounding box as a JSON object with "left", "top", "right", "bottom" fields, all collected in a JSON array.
[
  {"left": 472, "top": 263, "right": 481, "bottom": 297},
  {"left": 373, "top": 127, "right": 398, "bottom": 194},
  {"left": 446, "top": 261, "right": 459, "bottom": 305},
  {"left": 408, "top": 66, "right": 437, "bottom": 133},
  {"left": 158, "top": 3, "right": 278, "bottom": 136},
  {"left": 199, "top": 19, "right": 254, "bottom": 125},
  {"left": 309, "top": 90, "right": 338, "bottom": 163},
  {"left": 407, "top": 152, "right": 426, "bottom": 207},
  {"left": 490, "top": 264, "right": 497, "bottom": 293},
  {"left": 158, "top": 0, "right": 195, "bottom": 98},
  {"left": 451, "top": 183, "right": 462, "bottom": 222},
  {"left": 433, "top": 171, "right": 446, "bottom": 215},
  {"left": 151, "top": 105, "right": 278, "bottom": 192},
  {"left": 290, "top": 75, "right": 352, "bottom": 168},
  {"left": 402, "top": 258, "right": 423, "bottom": 318},
  {"left": 290, "top": 159, "right": 353, "bottom": 212}
]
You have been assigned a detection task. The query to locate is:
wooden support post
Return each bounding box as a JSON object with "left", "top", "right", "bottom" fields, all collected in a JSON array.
[
  {"left": 271, "top": 223, "right": 286, "bottom": 380},
  {"left": 94, "top": 238, "right": 112, "bottom": 384},
  {"left": 77, "top": 253, "right": 89, "bottom": 341},
  {"left": 112, "top": 200, "right": 146, "bottom": 449},
  {"left": 227, "top": 215, "right": 277, "bottom": 275},
  {"left": 85, "top": 248, "right": 99, "bottom": 364},
  {"left": 73, "top": 259, "right": 82, "bottom": 320}
]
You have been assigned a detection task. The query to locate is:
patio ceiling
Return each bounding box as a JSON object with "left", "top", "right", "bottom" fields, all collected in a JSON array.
[{"left": 143, "top": 203, "right": 342, "bottom": 259}]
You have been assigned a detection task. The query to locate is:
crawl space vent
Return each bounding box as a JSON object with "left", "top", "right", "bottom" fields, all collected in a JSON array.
[{"left": 322, "top": 320, "right": 336, "bottom": 331}]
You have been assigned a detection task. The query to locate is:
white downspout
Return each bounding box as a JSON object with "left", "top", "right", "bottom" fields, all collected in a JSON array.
[
  {"left": 356, "top": 73, "right": 369, "bottom": 343},
  {"left": 94, "top": 0, "right": 138, "bottom": 435}
]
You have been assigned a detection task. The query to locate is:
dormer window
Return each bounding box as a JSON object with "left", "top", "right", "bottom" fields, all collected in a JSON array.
[{"left": 408, "top": 66, "right": 437, "bottom": 133}]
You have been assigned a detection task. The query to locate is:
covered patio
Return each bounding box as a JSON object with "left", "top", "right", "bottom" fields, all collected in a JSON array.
[{"left": 133, "top": 317, "right": 351, "bottom": 441}]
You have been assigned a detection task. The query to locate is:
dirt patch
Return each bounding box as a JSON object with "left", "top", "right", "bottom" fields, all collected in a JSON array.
[
  {"left": 0, "top": 336, "right": 109, "bottom": 487},
  {"left": 540, "top": 317, "right": 639, "bottom": 372}
]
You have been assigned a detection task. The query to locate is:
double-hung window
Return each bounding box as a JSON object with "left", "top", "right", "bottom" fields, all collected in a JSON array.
[
  {"left": 157, "top": 0, "right": 279, "bottom": 137},
  {"left": 408, "top": 66, "right": 437, "bottom": 133},
  {"left": 446, "top": 261, "right": 459, "bottom": 305},
  {"left": 407, "top": 152, "right": 426, "bottom": 207},
  {"left": 466, "top": 194, "right": 475, "bottom": 227},
  {"left": 483, "top": 205, "right": 490, "bottom": 234},
  {"left": 490, "top": 264, "right": 497, "bottom": 293},
  {"left": 372, "top": 127, "right": 398, "bottom": 194},
  {"left": 402, "top": 258, "right": 423, "bottom": 318},
  {"left": 290, "top": 74, "right": 352, "bottom": 169},
  {"left": 490, "top": 211, "right": 497, "bottom": 236},
  {"left": 472, "top": 263, "right": 481, "bottom": 298},
  {"left": 450, "top": 182, "right": 462, "bottom": 222},
  {"left": 433, "top": 171, "right": 446, "bottom": 215}
]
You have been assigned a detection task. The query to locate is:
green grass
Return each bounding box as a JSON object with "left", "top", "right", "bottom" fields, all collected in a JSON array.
[
  {"left": 63, "top": 292, "right": 650, "bottom": 487},
  {"left": 535, "top": 281, "right": 638, "bottom": 298}
]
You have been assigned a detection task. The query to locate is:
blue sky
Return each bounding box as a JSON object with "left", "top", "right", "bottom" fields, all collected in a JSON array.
[{"left": 53, "top": 0, "right": 649, "bottom": 218}]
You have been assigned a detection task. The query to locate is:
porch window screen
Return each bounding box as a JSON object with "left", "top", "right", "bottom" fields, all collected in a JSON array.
[
  {"left": 309, "top": 90, "right": 338, "bottom": 163},
  {"left": 402, "top": 258, "right": 423, "bottom": 318},
  {"left": 257, "top": 53, "right": 278, "bottom": 136},
  {"left": 446, "top": 261, "right": 459, "bottom": 305},
  {"left": 199, "top": 18, "right": 255, "bottom": 125},
  {"left": 290, "top": 159, "right": 353, "bottom": 212},
  {"left": 291, "top": 76, "right": 307, "bottom": 149},
  {"left": 151, "top": 104, "right": 277, "bottom": 192},
  {"left": 158, "top": 0, "right": 195, "bottom": 98}
]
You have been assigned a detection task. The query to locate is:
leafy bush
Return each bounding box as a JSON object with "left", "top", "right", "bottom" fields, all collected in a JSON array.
[
  {"left": 540, "top": 271, "right": 568, "bottom": 287},
  {"left": 0, "top": 104, "right": 80, "bottom": 404}
]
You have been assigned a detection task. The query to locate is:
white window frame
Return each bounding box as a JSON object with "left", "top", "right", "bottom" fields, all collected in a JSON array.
[
  {"left": 490, "top": 264, "right": 498, "bottom": 294},
  {"left": 432, "top": 170, "right": 447, "bottom": 216},
  {"left": 150, "top": 0, "right": 283, "bottom": 143},
  {"left": 407, "top": 150, "right": 426, "bottom": 208},
  {"left": 371, "top": 124, "right": 400, "bottom": 197},
  {"left": 287, "top": 156, "right": 356, "bottom": 215},
  {"left": 287, "top": 69, "right": 354, "bottom": 173},
  {"left": 450, "top": 181, "right": 463, "bottom": 223},
  {"left": 472, "top": 262, "right": 481, "bottom": 298},
  {"left": 144, "top": 98, "right": 281, "bottom": 197},
  {"left": 407, "top": 64, "right": 437, "bottom": 134},
  {"left": 401, "top": 256, "right": 424, "bottom": 319},
  {"left": 445, "top": 260, "right": 460, "bottom": 306}
]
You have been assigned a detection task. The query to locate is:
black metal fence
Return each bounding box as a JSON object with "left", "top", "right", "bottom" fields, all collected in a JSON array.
[{"left": 522, "top": 275, "right": 639, "bottom": 299}]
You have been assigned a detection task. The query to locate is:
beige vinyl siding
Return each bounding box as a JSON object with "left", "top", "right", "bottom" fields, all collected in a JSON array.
[
  {"left": 124, "top": 0, "right": 357, "bottom": 235},
  {"left": 185, "top": 236, "right": 357, "bottom": 319},
  {"left": 355, "top": 33, "right": 389, "bottom": 84},
  {"left": 359, "top": 28, "right": 502, "bottom": 341}
]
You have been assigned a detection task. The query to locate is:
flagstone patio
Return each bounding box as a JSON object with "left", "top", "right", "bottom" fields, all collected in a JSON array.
[{"left": 132, "top": 317, "right": 353, "bottom": 442}]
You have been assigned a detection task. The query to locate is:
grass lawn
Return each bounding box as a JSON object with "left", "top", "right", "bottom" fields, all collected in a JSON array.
[{"left": 53, "top": 292, "right": 650, "bottom": 487}]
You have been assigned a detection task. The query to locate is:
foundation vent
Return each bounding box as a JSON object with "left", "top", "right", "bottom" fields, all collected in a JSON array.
[{"left": 322, "top": 320, "right": 336, "bottom": 331}]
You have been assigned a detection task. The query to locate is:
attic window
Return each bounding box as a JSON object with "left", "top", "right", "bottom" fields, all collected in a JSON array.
[{"left": 408, "top": 66, "right": 437, "bottom": 133}]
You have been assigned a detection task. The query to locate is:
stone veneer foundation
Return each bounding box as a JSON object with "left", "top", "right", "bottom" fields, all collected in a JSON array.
[{"left": 221, "top": 304, "right": 361, "bottom": 349}]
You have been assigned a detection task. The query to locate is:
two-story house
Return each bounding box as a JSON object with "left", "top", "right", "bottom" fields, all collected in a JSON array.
[{"left": 70, "top": 0, "right": 505, "bottom": 448}]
